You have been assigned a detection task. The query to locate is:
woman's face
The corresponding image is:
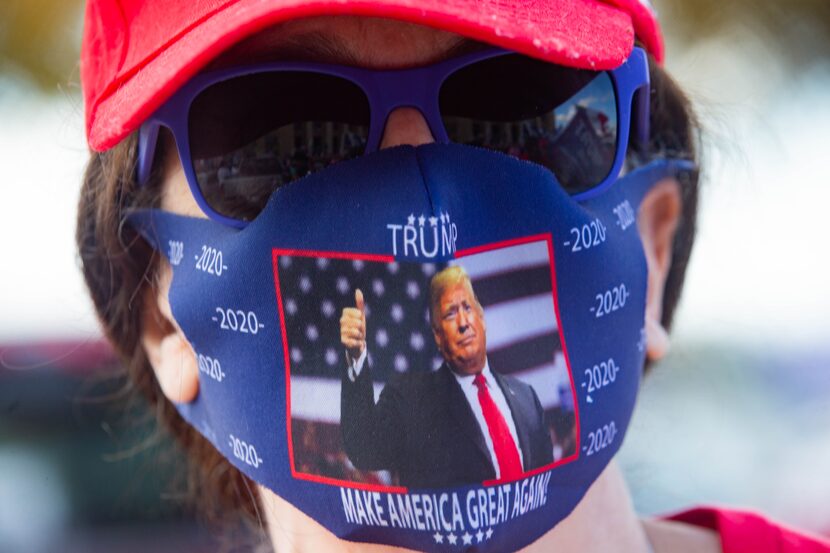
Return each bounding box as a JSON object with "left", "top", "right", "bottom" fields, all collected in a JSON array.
[
  {"left": 156, "top": 16, "right": 469, "bottom": 221},
  {"left": 147, "top": 15, "right": 681, "bottom": 552}
]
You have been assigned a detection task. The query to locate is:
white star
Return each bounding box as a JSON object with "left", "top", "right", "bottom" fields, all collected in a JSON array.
[
  {"left": 443, "top": 210, "right": 450, "bottom": 223},
  {"left": 418, "top": 214, "right": 426, "bottom": 226},
  {"left": 432, "top": 532, "right": 444, "bottom": 544},
  {"left": 409, "top": 331, "right": 424, "bottom": 351},
  {"left": 336, "top": 276, "right": 349, "bottom": 295},
  {"left": 462, "top": 532, "right": 473, "bottom": 545},
  {"left": 485, "top": 527, "right": 494, "bottom": 539},
  {"left": 407, "top": 213, "right": 416, "bottom": 226},
  {"left": 372, "top": 278, "right": 385, "bottom": 297},
  {"left": 299, "top": 275, "right": 312, "bottom": 293},
  {"left": 428, "top": 216, "right": 437, "bottom": 226},
  {"left": 406, "top": 280, "right": 420, "bottom": 299},
  {"left": 447, "top": 533, "right": 458, "bottom": 545},
  {"left": 439, "top": 212, "right": 446, "bottom": 224},
  {"left": 393, "top": 353, "right": 408, "bottom": 372},
  {"left": 476, "top": 530, "right": 485, "bottom": 543}
]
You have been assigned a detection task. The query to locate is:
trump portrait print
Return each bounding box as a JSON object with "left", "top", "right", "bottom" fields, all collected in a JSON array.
[{"left": 275, "top": 235, "right": 579, "bottom": 490}]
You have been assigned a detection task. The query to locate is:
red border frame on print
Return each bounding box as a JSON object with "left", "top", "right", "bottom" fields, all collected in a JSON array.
[
  {"left": 272, "top": 233, "right": 580, "bottom": 493},
  {"left": 272, "top": 248, "right": 404, "bottom": 493},
  {"left": 457, "top": 233, "right": 580, "bottom": 486}
]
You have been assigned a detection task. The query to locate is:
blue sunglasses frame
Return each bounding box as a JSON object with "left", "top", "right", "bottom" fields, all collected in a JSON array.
[{"left": 137, "top": 47, "right": 651, "bottom": 229}]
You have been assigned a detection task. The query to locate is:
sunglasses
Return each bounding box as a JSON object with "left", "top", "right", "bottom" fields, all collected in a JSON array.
[{"left": 137, "top": 47, "right": 650, "bottom": 228}]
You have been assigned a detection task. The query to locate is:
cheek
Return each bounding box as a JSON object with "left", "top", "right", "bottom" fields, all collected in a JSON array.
[
  {"left": 436, "top": 328, "right": 451, "bottom": 351},
  {"left": 160, "top": 153, "right": 206, "bottom": 218}
]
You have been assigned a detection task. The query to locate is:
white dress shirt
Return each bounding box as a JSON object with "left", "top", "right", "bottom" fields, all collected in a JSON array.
[
  {"left": 346, "top": 346, "right": 369, "bottom": 382},
  {"left": 452, "top": 359, "right": 524, "bottom": 478}
]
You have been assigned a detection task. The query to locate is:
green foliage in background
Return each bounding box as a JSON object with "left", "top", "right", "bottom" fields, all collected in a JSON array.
[
  {"left": 659, "top": 0, "right": 830, "bottom": 67},
  {"left": 1, "top": 0, "right": 829, "bottom": 93},
  {"left": 0, "top": 0, "right": 84, "bottom": 91}
]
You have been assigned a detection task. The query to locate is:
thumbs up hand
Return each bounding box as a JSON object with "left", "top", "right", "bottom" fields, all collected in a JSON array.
[{"left": 340, "top": 289, "right": 366, "bottom": 360}]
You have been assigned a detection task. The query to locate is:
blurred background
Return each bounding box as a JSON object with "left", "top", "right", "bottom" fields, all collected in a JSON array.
[{"left": 1, "top": 0, "right": 829, "bottom": 550}]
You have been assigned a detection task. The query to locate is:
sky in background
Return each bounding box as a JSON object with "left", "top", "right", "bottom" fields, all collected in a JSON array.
[
  {"left": 667, "top": 35, "right": 830, "bottom": 349},
  {"left": 0, "top": 81, "right": 92, "bottom": 342}
]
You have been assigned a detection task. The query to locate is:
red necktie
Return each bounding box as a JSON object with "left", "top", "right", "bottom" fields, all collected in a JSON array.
[{"left": 473, "top": 373, "right": 523, "bottom": 480}]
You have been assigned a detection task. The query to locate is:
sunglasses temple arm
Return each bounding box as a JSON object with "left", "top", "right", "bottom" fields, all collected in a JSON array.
[
  {"left": 634, "top": 81, "right": 651, "bottom": 149},
  {"left": 137, "top": 122, "right": 161, "bottom": 186}
]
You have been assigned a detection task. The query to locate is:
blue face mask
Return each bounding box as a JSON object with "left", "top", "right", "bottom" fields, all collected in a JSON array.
[{"left": 128, "top": 143, "right": 692, "bottom": 552}]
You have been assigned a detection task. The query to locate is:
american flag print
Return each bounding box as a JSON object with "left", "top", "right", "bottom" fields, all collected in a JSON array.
[{"left": 277, "top": 238, "right": 577, "bottom": 485}]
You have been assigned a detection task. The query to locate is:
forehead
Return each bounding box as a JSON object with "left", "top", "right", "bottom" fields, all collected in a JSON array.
[
  {"left": 439, "top": 283, "right": 474, "bottom": 305},
  {"left": 207, "top": 15, "right": 484, "bottom": 70}
]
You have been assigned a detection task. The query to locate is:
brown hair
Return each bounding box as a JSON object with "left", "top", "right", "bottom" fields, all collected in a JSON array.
[
  {"left": 643, "top": 57, "right": 701, "bottom": 334},
  {"left": 76, "top": 134, "right": 269, "bottom": 550},
  {"left": 76, "top": 56, "right": 700, "bottom": 546}
]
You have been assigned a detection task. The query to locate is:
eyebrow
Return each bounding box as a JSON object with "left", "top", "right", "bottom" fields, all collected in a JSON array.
[
  {"left": 262, "top": 32, "right": 362, "bottom": 65},
  {"left": 442, "top": 39, "right": 491, "bottom": 59},
  {"left": 207, "top": 29, "right": 488, "bottom": 71},
  {"left": 205, "top": 31, "right": 356, "bottom": 69}
]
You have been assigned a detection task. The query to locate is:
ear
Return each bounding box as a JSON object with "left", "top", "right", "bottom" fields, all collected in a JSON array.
[
  {"left": 141, "top": 262, "right": 200, "bottom": 403},
  {"left": 637, "top": 178, "right": 682, "bottom": 362}
]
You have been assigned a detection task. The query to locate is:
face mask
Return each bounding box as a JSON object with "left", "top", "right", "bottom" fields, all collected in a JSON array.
[{"left": 128, "top": 144, "right": 692, "bottom": 552}]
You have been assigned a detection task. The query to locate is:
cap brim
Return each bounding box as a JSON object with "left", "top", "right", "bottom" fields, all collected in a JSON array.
[{"left": 87, "top": 0, "right": 637, "bottom": 151}]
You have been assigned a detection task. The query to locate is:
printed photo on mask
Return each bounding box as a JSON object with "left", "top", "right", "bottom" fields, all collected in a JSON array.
[{"left": 276, "top": 237, "right": 579, "bottom": 490}]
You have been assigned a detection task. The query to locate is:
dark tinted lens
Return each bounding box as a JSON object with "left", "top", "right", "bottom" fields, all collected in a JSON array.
[
  {"left": 440, "top": 55, "right": 618, "bottom": 194},
  {"left": 189, "top": 71, "right": 370, "bottom": 221}
]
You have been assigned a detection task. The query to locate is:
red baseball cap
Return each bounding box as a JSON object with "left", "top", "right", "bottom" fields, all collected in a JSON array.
[{"left": 81, "top": 0, "right": 664, "bottom": 152}]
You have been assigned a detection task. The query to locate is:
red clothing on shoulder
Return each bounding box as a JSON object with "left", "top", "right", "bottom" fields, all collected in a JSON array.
[{"left": 665, "top": 507, "right": 830, "bottom": 553}]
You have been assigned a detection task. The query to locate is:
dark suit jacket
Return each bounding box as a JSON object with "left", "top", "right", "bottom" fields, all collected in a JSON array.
[{"left": 341, "top": 359, "right": 553, "bottom": 489}]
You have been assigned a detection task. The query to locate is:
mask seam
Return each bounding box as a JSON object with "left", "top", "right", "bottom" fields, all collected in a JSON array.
[{"left": 413, "top": 147, "right": 437, "bottom": 217}]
